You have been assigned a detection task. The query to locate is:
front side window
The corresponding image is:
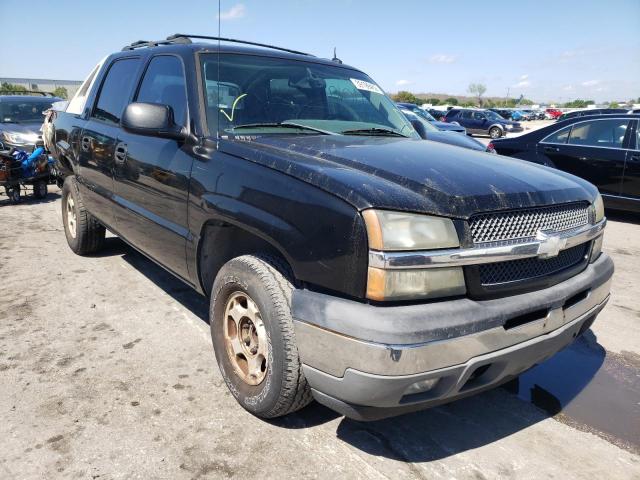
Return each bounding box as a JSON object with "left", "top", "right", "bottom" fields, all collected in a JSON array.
[
  {"left": 136, "top": 56, "right": 187, "bottom": 127},
  {"left": 473, "top": 111, "right": 486, "bottom": 120},
  {"left": 541, "top": 125, "right": 572, "bottom": 144},
  {"left": 568, "top": 119, "right": 629, "bottom": 148},
  {"left": 200, "top": 54, "right": 416, "bottom": 138},
  {"left": 93, "top": 58, "right": 140, "bottom": 125}
]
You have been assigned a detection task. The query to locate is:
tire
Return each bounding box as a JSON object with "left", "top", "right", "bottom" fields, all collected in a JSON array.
[
  {"left": 33, "top": 180, "right": 47, "bottom": 199},
  {"left": 210, "top": 254, "right": 312, "bottom": 418},
  {"left": 7, "top": 187, "right": 20, "bottom": 204},
  {"left": 61, "top": 176, "right": 105, "bottom": 255},
  {"left": 489, "top": 126, "right": 502, "bottom": 139}
]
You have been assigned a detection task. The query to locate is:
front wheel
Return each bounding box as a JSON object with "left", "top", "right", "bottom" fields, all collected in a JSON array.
[
  {"left": 489, "top": 127, "right": 502, "bottom": 139},
  {"left": 210, "top": 254, "right": 312, "bottom": 418},
  {"left": 62, "top": 176, "right": 105, "bottom": 255}
]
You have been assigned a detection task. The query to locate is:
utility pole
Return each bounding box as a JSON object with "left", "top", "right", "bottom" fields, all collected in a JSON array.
[{"left": 505, "top": 87, "right": 510, "bottom": 107}]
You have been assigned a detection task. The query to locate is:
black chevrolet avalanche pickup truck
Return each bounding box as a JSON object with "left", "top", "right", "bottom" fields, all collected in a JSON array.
[{"left": 47, "top": 35, "right": 613, "bottom": 421}]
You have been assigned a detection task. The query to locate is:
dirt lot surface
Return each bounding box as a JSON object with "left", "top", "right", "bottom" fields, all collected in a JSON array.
[{"left": 1, "top": 186, "right": 639, "bottom": 479}]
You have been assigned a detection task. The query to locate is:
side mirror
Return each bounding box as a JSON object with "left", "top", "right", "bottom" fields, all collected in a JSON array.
[
  {"left": 122, "top": 102, "right": 187, "bottom": 141},
  {"left": 410, "top": 119, "right": 428, "bottom": 140}
]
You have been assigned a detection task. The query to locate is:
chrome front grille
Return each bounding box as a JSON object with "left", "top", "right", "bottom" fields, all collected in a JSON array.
[{"left": 469, "top": 203, "right": 591, "bottom": 244}]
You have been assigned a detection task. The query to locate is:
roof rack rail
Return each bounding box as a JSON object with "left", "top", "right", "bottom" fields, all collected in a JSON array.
[
  {"left": 122, "top": 34, "right": 313, "bottom": 57},
  {"left": 166, "top": 34, "right": 313, "bottom": 56},
  {"left": 122, "top": 36, "right": 192, "bottom": 51}
]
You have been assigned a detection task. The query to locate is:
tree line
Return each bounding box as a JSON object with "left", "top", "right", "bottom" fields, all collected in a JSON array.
[
  {"left": 1, "top": 82, "right": 68, "bottom": 99},
  {"left": 391, "top": 83, "right": 638, "bottom": 108}
]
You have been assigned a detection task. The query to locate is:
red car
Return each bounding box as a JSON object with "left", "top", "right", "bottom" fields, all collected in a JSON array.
[{"left": 545, "top": 108, "right": 562, "bottom": 119}]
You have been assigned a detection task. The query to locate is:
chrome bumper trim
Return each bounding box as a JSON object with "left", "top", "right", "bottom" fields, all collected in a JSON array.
[{"left": 369, "top": 219, "right": 606, "bottom": 270}]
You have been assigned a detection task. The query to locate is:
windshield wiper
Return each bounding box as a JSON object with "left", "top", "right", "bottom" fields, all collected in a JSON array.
[
  {"left": 341, "top": 127, "right": 408, "bottom": 138},
  {"left": 231, "top": 122, "right": 333, "bottom": 135}
]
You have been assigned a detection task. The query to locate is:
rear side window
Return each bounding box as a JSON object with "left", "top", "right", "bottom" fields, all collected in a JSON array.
[
  {"left": 568, "top": 119, "right": 629, "bottom": 148},
  {"left": 93, "top": 58, "right": 140, "bottom": 125},
  {"left": 136, "top": 56, "right": 187, "bottom": 127},
  {"left": 541, "top": 125, "right": 572, "bottom": 144}
]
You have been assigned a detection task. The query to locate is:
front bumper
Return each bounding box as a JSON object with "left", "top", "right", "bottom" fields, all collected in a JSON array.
[{"left": 292, "top": 253, "right": 613, "bottom": 420}]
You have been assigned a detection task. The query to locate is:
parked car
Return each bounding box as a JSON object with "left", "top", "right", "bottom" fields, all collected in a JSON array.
[
  {"left": 519, "top": 109, "right": 538, "bottom": 121},
  {"left": 557, "top": 108, "right": 628, "bottom": 122},
  {"left": 396, "top": 102, "right": 466, "bottom": 133},
  {"left": 546, "top": 108, "right": 563, "bottom": 119},
  {"left": 443, "top": 108, "right": 523, "bottom": 138},
  {"left": 490, "top": 113, "right": 640, "bottom": 212},
  {"left": 0, "top": 94, "right": 62, "bottom": 152},
  {"left": 427, "top": 108, "right": 446, "bottom": 120},
  {"left": 489, "top": 108, "right": 513, "bottom": 120},
  {"left": 49, "top": 34, "right": 612, "bottom": 421},
  {"left": 399, "top": 108, "right": 494, "bottom": 152}
]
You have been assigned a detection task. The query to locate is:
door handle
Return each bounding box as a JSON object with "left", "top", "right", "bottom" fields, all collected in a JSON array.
[
  {"left": 543, "top": 146, "right": 560, "bottom": 153},
  {"left": 114, "top": 142, "right": 128, "bottom": 164},
  {"left": 81, "top": 136, "right": 91, "bottom": 152}
]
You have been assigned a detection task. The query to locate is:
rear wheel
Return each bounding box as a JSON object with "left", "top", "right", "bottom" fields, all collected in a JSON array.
[
  {"left": 62, "top": 176, "right": 105, "bottom": 255},
  {"left": 33, "top": 180, "right": 47, "bottom": 199},
  {"left": 210, "top": 254, "right": 312, "bottom": 418},
  {"left": 489, "top": 126, "right": 502, "bottom": 139}
]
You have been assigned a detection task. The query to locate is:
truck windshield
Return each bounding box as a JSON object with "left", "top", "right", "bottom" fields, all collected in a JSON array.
[
  {"left": 0, "top": 99, "right": 54, "bottom": 123},
  {"left": 200, "top": 54, "right": 417, "bottom": 138}
]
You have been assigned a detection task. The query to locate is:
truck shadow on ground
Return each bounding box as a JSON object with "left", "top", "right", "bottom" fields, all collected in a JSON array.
[
  {"left": 100, "top": 237, "right": 610, "bottom": 462},
  {"left": 96, "top": 236, "right": 210, "bottom": 321}
]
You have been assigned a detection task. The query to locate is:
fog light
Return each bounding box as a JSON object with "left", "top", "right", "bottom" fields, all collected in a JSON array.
[
  {"left": 590, "top": 234, "right": 603, "bottom": 263},
  {"left": 404, "top": 377, "right": 440, "bottom": 395}
]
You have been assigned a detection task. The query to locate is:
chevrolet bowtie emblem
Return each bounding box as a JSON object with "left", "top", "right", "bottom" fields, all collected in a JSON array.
[{"left": 536, "top": 230, "right": 567, "bottom": 258}]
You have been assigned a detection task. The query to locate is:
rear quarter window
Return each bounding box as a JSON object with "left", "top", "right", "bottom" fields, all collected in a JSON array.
[
  {"left": 541, "top": 125, "right": 572, "bottom": 144},
  {"left": 92, "top": 57, "right": 140, "bottom": 125}
]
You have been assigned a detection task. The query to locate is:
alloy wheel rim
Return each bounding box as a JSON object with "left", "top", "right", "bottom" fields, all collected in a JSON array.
[
  {"left": 223, "top": 291, "right": 268, "bottom": 386},
  {"left": 66, "top": 195, "right": 77, "bottom": 238}
]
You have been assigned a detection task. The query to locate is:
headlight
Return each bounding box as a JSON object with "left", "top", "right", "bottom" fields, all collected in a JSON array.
[
  {"left": 366, "top": 266, "right": 465, "bottom": 301},
  {"left": 362, "top": 210, "right": 459, "bottom": 251},
  {"left": 593, "top": 193, "right": 605, "bottom": 223},
  {"left": 362, "top": 210, "right": 465, "bottom": 301},
  {"left": 2, "top": 131, "right": 39, "bottom": 145}
]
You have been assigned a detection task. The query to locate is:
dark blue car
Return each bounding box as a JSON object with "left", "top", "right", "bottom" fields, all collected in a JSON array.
[
  {"left": 443, "top": 108, "right": 523, "bottom": 138},
  {"left": 396, "top": 102, "right": 466, "bottom": 134}
]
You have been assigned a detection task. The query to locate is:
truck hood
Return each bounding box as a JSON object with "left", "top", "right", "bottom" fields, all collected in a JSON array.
[{"left": 218, "top": 135, "right": 597, "bottom": 218}]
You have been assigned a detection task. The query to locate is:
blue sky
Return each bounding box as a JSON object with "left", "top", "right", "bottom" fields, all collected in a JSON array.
[{"left": 1, "top": 0, "right": 638, "bottom": 103}]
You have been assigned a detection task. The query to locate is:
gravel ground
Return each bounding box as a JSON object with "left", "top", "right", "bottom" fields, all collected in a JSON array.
[{"left": 1, "top": 186, "right": 639, "bottom": 480}]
